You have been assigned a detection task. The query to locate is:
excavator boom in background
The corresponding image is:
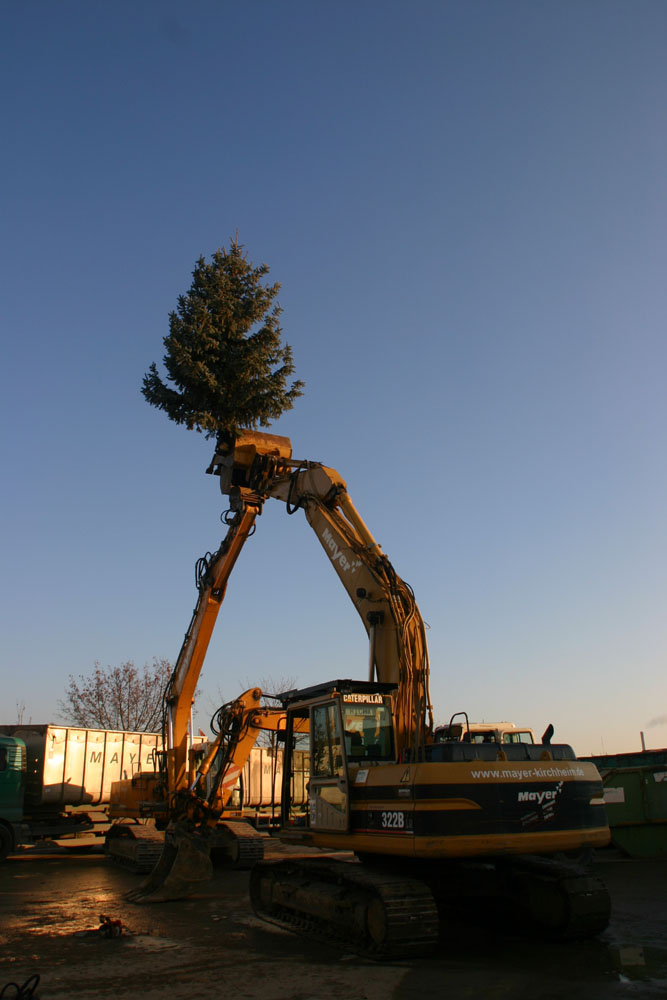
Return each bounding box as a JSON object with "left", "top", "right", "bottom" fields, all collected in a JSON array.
[{"left": 122, "top": 431, "right": 611, "bottom": 952}]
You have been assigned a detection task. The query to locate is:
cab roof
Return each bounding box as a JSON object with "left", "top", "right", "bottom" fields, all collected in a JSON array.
[{"left": 280, "top": 678, "right": 397, "bottom": 707}]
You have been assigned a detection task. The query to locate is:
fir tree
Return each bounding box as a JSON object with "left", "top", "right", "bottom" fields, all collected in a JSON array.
[{"left": 142, "top": 238, "right": 304, "bottom": 440}]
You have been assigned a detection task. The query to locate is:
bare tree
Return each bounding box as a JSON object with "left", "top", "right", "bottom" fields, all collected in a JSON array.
[
  {"left": 253, "top": 675, "right": 298, "bottom": 749},
  {"left": 59, "top": 658, "right": 173, "bottom": 732}
]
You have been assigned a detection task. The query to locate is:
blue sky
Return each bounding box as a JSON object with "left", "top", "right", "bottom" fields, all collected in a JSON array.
[{"left": 2, "top": 1, "right": 665, "bottom": 755}]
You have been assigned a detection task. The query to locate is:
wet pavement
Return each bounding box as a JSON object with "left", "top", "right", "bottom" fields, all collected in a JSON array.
[{"left": 1, "top": 843, "right": 665, "bottom": 999}]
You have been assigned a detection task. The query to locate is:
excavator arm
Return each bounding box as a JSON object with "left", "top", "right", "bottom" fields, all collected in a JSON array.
[
  {"left": 165, "top": 496, "right": 261, "bottom": 798},
  {"left": 207, "top": 433, "right": 434, "bottom": 756},
  {"left": 191, "top": 692, "right": 307, "bottom": 821},
  {"left": 166, "top": 424, "right": 432, "bottom": 800}
]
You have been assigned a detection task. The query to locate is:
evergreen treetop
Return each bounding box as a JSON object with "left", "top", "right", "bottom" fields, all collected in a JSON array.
[{"left": 142, "top": 238, "right": 304, "bottom": 440}]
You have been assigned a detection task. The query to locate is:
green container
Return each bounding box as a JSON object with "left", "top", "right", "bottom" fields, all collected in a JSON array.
[{"left": 583, "top": 751, "right": 667, "bottom": 858}]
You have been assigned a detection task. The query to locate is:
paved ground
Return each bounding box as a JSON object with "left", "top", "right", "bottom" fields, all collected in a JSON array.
[{"left": 1, "top": 843, "right": 665, "bottom": 999}]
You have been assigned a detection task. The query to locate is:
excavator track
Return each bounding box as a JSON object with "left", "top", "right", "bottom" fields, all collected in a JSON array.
[
  {"left": 498, "top": 855, "right": 611, "bottom": 940},
  {"left": 105, "top": 822, "right": 164, "bottom": 873},
  {"left": 428, "top": 855, "right": 611, "bottom": 941},
  {"left": 211, "top": 820, "right": 265, "bottom": 869},
  {"left": 249, "top": 858, "right": 439, "bottom": 959}
]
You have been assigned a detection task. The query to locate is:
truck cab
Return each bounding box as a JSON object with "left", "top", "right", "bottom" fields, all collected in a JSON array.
[
  {"left": 0, "top": 735, "right": 26, "bottom": 859},
  {"left": 434, "top": 717, "right": 536, "bottom": 745}
]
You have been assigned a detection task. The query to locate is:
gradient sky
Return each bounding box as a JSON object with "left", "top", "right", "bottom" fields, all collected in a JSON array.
[{"left": 2, "top": 1, "right": 665, "bottom": 755}]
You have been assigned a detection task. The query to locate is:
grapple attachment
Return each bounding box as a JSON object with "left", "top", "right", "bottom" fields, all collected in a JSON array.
[{"left": 125, "top": 821, "right": 213, "bottom": 904}]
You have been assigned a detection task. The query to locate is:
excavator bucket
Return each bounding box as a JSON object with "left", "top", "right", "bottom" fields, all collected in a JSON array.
[{"left": 125, "top": 821, "right": 213, "bottom": 904}]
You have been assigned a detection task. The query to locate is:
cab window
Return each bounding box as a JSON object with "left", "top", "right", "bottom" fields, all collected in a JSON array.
[
  {"left": 311, "top": 704, "right": 344, "bottom": 778},
  {"left": 342, "top": 703, "right": 394, "bottom": 761}
]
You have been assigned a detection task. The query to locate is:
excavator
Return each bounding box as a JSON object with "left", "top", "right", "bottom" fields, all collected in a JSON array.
[
  {"left": 124, "top": 430, "right": 611, "bottom": 955},
  {"left": 109, "top": 685, "right": 289, "bottom": 886}
]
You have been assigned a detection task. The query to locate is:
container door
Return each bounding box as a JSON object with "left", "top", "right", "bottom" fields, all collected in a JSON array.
[{"left": 308, "top": 700, "right": 350, "bottom": 832}]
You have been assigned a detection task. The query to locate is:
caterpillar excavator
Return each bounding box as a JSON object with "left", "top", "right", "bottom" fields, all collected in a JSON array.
[{"left": 126, "top": 430, "right": 611, "bottom": 955}]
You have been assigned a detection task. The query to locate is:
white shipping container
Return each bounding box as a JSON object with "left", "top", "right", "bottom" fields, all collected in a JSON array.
[{"left": 0, "top": 725, "right": 161, "bottom": 808}]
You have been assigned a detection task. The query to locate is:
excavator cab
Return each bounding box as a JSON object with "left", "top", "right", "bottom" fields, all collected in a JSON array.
[{"left": 278, "top": 680, "right": 397, "bottom": 835}]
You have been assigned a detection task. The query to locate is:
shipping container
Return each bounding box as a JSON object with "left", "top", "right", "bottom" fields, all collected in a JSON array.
[
  {"left": 0, "top": 724, "right": 163, "bottom": 856},
  {"left": 582, "top": 749, "right": 667, "bottom": 858}
]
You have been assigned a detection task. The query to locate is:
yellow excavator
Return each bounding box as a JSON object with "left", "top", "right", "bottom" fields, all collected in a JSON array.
[{"left": 125, "top": 431, "right": 611, "bottom": 954}]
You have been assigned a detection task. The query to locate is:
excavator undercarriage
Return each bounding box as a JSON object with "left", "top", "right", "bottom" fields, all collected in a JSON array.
[
  {"left": 249, "top": 852, "right": 611, "bottom": 958},
  {"left": 250, "top": 857, "right": 610, "bottom": 959},
  {"left": 250, "top": 857, "right": 440, "bottom": 958}
]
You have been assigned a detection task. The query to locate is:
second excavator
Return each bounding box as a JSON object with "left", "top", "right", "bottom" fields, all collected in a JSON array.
[{"left": 125, "top": 431, "right": 611, "bottom": 955}]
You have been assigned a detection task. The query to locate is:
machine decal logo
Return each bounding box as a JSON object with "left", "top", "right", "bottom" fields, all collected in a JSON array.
[
  {"left": 517, "top": 781, "right": 564, "bottom": 826},
  {"left": 321, "top": 528, "right": 362, "bottom": 574},
  {"left": 517, "top": 782, "right": 563, "bottom": 805}
]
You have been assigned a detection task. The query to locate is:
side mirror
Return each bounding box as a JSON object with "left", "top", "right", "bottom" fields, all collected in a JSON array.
[{"left": 541, "top": 724, "right": 554, "bottom": 745}]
